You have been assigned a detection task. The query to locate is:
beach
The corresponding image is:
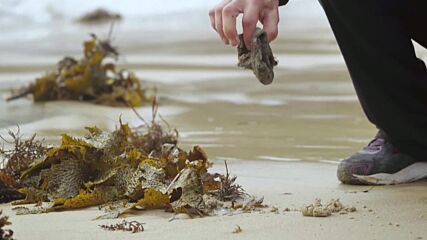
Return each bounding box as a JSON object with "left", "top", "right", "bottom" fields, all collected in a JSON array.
[{"left": 0, "top": 1, "right": 426, "bottom": 239}]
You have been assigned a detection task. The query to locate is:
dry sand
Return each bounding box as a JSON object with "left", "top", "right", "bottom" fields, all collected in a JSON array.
[{"left": 0, "top": 7, "right": 426, "bottom": 240}]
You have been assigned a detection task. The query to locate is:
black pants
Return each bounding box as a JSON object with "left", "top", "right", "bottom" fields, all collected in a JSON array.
[{"left": 319, "top": 0, "right": 427, "bottom": 159}]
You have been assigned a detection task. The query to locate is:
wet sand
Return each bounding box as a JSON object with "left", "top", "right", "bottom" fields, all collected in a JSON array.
[{"left": 0, "top": 13, "right": 426, "bottom": 240}]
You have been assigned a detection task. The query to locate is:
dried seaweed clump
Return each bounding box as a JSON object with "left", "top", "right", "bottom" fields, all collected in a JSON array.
[
  {"left": 301, "top": 199, "right": 356, "bottom": 217},
  {"left": 3, "top": 108, "right": 259, "bottom": 218},
  {"left": 77, "top": 8, "right": 122, "bottom": 24},
  {"left": 99, "top": 220, "right": 144, "bottom": 233},
  {"left": 0, "top": 129, "right": 47, "bottom": 182},
  {"left": 0, "top": 129, "right": 47, "bottom": 203},
  {"left": 0, "top": 211, "right": 14, "bottom": 240},
  {"left": 237, "top": 27, "right": 277, "bottom": 85},
  {"left": 7, "top": 34, "right": 147, "bottom": 107},
  {"left": 210, "top": 161, "right": 244, "bottom": 201}
]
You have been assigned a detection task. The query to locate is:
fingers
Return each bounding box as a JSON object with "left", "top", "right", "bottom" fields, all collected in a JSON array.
[
  {"left": 261, "top": 8, "right": 279, "bottom": 42},
  {"left": 222, "top": 3, "right": 242, "bottom": 46},
  {"left": 242, "top": 6, "right": 260, "bottom": 48},
  {"left": 209, "top": 0, "right": 231, "bottom": 44},
  {"left": 209, "top": 0, "right": 278, "bottom": 47},
  {"left": 209, "top": 9, "right": 216, "bottom": 29}
]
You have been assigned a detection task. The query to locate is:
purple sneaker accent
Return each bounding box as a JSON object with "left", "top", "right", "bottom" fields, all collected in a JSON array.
[
  {"left": 349, "top": 163, "right": 373, "bottom": 176},
  {"left": 360, "top": 131, "right": 385, "bottom": 154},
  {"left": 337, "top": 130, "right": 417, "bottom": 185}
]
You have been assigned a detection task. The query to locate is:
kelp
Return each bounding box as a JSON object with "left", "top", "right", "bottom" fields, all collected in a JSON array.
[
  {"left": 0, "top": 129, "right": 46, "bottom": 203},
  {"left": 0, "top": 128, "right": 47, "bottom": 182},
  {"left": 0, "top": 211, "right": 14, "bottom": 240},
  {"left": 0, "top": 108, "right": 254, "bottom": 219},
  {"left": 1, "top": 106, "right": 256, "bottom": 218},
  {"left": 77, "top": 8, "right": 122, "bottom": 24},
  {"left": 209, "top": 161, "right": 245, "bottom": 201},
  {"left": 6, "top": 34, "right": 148, "bottom": 107},
  {"left": 99, "top": 220, "right": 144, "bottom": 233}
]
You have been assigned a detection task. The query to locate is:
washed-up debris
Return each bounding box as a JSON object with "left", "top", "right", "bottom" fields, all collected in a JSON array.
[
  {"left": 12, "top": 203, "right": 53, "bottom": 215},
  {"left": 301, "top": 199, "right": 356, "bottom": 217},
  {"left": 237, "top": 27, "right": 277, "bottom": 85},
  {"left": 0, "top": 104, "right": 259, "bottom": 218},
  {"left": 99, "top": 220, "right": 144, "bottom": 233},
  {"left": 232, "top": 225, "right": 242, "bottom": 234},
  {"left": 270, "top": 206, "right": 279, "bottom": 213},
  {"left": 0, "top": 128, "right": 47, "bottom": 183},
  {"left": 6, "top": 34, "right": 148, "bottom": 107},
  {"left": 0, "top": 211, "right": 14, "bottom": 240},
  {"left": 209, "top": 161, "right": 244, "bottom": 202},
  {"left": 77, "top": 8, "right": 122, "bottom": 24},
  {"left": 0, "top": 128, "right": 46, "bottom": 203}
]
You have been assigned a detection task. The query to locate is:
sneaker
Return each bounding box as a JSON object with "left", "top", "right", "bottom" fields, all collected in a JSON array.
[{"left": 337, "top": 130, "right": 418, "bottom": 185}]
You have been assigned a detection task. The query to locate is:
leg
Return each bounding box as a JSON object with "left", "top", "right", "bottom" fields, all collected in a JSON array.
[
  {"left": 403, "top": 0, "right": 427, "bottom": 49},
  {"left": 319, "top": 0, "right": 427, "bottom": 160}
]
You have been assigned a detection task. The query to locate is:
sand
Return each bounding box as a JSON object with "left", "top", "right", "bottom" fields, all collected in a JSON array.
[
  {"left": 0, "top": 4, "right": 427, "bottom": 240},
  {"left": 1, "top": 161, "right": 426, "bottom": 240}
]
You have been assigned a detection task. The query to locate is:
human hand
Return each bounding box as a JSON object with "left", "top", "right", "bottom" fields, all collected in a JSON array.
[{"left": 209, "top": 0, "right": 279, "bottom": 47}]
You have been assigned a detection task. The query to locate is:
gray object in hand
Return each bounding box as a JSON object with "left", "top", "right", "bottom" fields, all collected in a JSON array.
[{"left": 237, "top": 28, "right": 278, "bottom": 85}]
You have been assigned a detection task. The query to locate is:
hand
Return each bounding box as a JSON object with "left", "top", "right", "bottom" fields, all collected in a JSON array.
[{"left": 209, "top": 0, "right": 279, "bottom": 47}]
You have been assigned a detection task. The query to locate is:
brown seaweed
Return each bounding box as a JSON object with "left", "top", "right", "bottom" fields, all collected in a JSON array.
[
  {"left": 0, "top": 128, "right": 47, "bottom": 182},
  {"left": 212, "top": 161, "right": 245, "bottom": 201},
  {"left": 6, "top": 34, "right": 148, "bottom": 107},
  {"left": 77, "top": 8, "right": 122, "bottom": 24},
  {"left": 0, "top": 211, "right": 14, "bottom": 240},
  {"left": 0, "top": 106, "right": 263, "bottom": 218},
  {"left": 99, "top": 220, "right": 144, "bottom": 233}
]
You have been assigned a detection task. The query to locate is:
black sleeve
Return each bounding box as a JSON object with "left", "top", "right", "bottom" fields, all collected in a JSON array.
[{"left": 279, "top": 0, "right": 289, "bottom": 6}]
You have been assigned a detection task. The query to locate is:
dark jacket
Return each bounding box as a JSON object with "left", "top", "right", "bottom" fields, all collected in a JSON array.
[{"left": 279, "top": 0, "right": 289, "bottom": 6}]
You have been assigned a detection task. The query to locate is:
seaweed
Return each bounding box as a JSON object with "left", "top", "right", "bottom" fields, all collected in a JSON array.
[
  {"left": 6, "top": 34, "right": 148, "bottom": 107},
  {"left": 77, "top": 8, "right": 122, "bottom": 24},
  {"left": 99, "top": 220, "right": 144, "bottom": 233},
  {"left": 0, "top": 105, "right": 262, "bottom": 218},
  {"left": 0, "top": 128, "right": 46, "bottom": 203},
  {"left": 0, "top": 128, "right": 47, "bottom": 182},
  {"left": 210, "top": 161, "right": 245, "bottom": 202},
  {"left": 0, "top": 211, "right": 14, "bottom": 240}
]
